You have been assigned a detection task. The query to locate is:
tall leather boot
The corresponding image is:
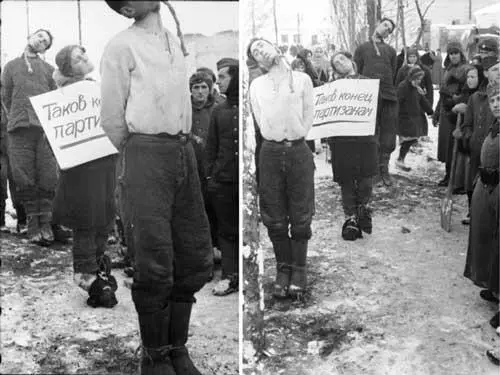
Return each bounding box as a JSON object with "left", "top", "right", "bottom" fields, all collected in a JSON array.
[
  {"left": 169, "top": 301, "right": 202, "bottom": 375},
  {"left": 39, "top": 212, "right": 54, "bottom": 246},
  {"left": 138, "top": 305, "right": 176, "bottom": 375},
  {"left": 27, "top": 214, "right": 43, "bottom": 244},
  {"left": 271, "top": 238, "right": 292, "bottom": 299},
  {"left": 380, "top": 153, "right": 393, "bottom": 187},
  {"left": 288, "top": 239, "right": 308, "bottom": 299}
]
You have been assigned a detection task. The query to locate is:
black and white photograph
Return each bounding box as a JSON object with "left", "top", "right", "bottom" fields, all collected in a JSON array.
[
  {"left": 1, "top": 1, "right": 238, "bottom": 374},
  {"left": 242, "top": 0, "right": 499, "bottom": 374}
]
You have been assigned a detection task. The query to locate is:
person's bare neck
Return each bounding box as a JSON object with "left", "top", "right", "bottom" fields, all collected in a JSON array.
[
  {"left": 268, "top": 57, "right": 288, "bottom": 75},
  {"left": 134, "top": 11, "right": 163, "bottom": 34},
  {"left": 24, "top": 45, "right": 37, "bottom": 58}
]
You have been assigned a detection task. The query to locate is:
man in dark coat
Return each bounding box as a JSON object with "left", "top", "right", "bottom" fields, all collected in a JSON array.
[
  {"left": 354, "top": 18, "right": 398, "bottom": 187},
  {"left": 190, "top": 71, "right": 219, "bottom": 251},
  {"left": 1, "top": 29, "right": 58, "bottom": 245},
  {"left": 206, "top": 58, "right": 239, "bottom": 296},
  {"left": 101, "top": 2, "right": 212, "bottom": 374}
]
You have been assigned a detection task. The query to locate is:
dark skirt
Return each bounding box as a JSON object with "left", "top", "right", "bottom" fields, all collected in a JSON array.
[
  {"left": 328, "top": 137, "right": 378, "bottom": 183},
  {"left": 437, "top": 108, "right": 456, "bottom": 163},
  {"left": 52, "top": 155, "right": 117, "bottom": 229},
  {"left": 463, "top": 182, "right": 499, "bottom": 293}
]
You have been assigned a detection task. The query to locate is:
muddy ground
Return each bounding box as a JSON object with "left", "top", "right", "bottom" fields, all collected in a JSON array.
[
  {"left": 1, "top": 219, "right": 238, "bottom": 374},
  {"left": 243, "top": 122, "right": 499, "bottom": 375}
]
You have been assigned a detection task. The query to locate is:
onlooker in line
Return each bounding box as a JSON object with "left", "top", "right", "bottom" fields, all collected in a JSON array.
[
  {"left": 395, "top": 66, "right": 433, "bottom": 172},
  {"left": 433, "top": 41, "right": 468, "bottom": 187},
  {"left": 206, "top": 58, "right": 239, "bottom": 296},
  {"left": 431, "top": 48, "right": 443, "bottom": 88}
]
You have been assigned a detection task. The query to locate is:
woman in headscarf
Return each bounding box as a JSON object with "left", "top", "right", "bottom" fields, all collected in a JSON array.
[
  {"left": 310, "top": 44, "right": 329, "bottom": 85},
  {"left": 51, "top": 45, "right": 118, "bottom": 309},
  {"left": 433, "top": 41, "right": 468, "bottom": 186}
]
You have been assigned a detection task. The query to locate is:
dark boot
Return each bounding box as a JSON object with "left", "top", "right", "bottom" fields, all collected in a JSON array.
[
  {"left": 271, "top": 238, "right": 292, "bottom": 299},
  {"left": 52, "top": 224, "right": 72, "bottom": 243},
  {"left": 39, "top": 212, "right": 54, "bottom": 246},
  {"left": 27, "top": 214, "right": 43, "bottom": 244},
  {"left": 358, "top": 205, "right": 372, "bottom": 234},
  {"left": 288, "top": 239, "right": 308, "bottom": 299},
  {"left": 138, "top": 305, "right": 176, "bottom": 375},
  {"left": 169, "top": 301, "right": 202, "bottom": 375},
  {"left": 342, "top": 216, "right": 362, "bottom": 240},
  {"left": 380, "top": 153, "right": 393, "bottom": 187}
]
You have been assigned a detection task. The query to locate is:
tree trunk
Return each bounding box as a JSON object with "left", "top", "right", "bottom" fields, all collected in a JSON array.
[
  {"left": 273, "top": 0, "right": 278, "bottom": 45},
  {"left": 348, "top": 0, "right": 356, "bottom": 51},
  {"left": 77, "top": 0, "right": 83, "bottom": 45},
  {"left": 398, "top": 0, "right": 406, "bottom": 48},
  {"left": 366, "top": 0, "right": 377, "bottom": 38},
  {"left": 242, "top": 69, "right": 265, "bottom": 363}
]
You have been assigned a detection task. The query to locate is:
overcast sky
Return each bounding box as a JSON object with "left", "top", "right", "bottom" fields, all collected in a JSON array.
[{"left": 1, "top": 0, "right": 238, "bottom": 70}]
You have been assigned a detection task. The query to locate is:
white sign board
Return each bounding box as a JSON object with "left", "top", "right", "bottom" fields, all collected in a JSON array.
[
  {"left": 307, "top": 79, "right": 379, "bottom": 140},
  {"left": 29, "top": 80, "right": 117, "bottom": 170}
]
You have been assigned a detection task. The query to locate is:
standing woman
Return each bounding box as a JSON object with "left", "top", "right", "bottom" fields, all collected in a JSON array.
[
  {"left": 51, "top": 45, "right": 118, "bottom": 308},
  {"left": 434, "top": 42, "right": 468, "bottom": 186},
  {"left": 395, "top": 66, "right": 434, "bottom": 171}
]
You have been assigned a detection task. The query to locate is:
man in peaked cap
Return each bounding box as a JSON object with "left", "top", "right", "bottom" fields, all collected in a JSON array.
[
  {"left": 478, "top": 37, "right": 499, "bottom": 59},
  {"left": 101, "top": 1, "right": 212, "bottom": 374}
]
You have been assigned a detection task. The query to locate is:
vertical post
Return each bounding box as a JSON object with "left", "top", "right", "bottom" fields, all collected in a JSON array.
[
  {"left": 273, "top": 0, "right": 278, "bottom": 45},
  {"left": 25, "top": 0, "right": 30, "bottom": 38},
  {"left": 297, "top": 13, "right": 301, "bottom": 45},
  {"left": 77, "top": 0, "right": 82, "bottom": 45},
  {"left": 468, "top": 0, "right": 471, "bottom": 21}
]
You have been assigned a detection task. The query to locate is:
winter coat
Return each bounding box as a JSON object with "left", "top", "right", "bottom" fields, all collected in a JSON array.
[
  {"left": 436, "top": 61, "right": 468, "bottom": 163},
  {"left": 395, "top": 63, "right": 434, "bottom": 106},
  {"left": 397, "top": 80, "right": 433, "bottom": 139},
  {"left": 328, "top": 74, "right": 378, "bottom": 183},
  {"left": 463, "top": 121, "right": 499, "bottom": 293},
  {"left": 354, "top": 40, "right": 397, "bottom": 101},
  {"left": 1, "top": 55, "right": 56, "bottom": 132},
  {"left": 430, "top": 53, "right": 443, "bottom": 86},
  {"left": 460, "top": 90, "right": 496, "bottom": 190},
  {"left": 52, "top": 77, "right": 116, "bottom": 230},
  {"left": 191, "top": 95, "right": 217, "bottom": 181},
  {"left": 205, "top": 98, "right": 238, "bottom": 184}
]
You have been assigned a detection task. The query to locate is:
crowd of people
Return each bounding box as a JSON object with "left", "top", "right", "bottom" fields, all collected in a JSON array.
[
  {"left": 1, "top": 1, "right": 238, "bottom": 373},
  {"left": 247, "top": 18, "right": 499, "bottom": 365}
]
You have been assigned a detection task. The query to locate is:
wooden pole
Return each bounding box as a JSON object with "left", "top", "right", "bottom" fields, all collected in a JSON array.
[
  {"left": 77, "top": 0, "right": 82, "bottom": 45},
  {"left": 273, "top": 0, "right": 278, "bottom": 45},
  {"left": 25, "top": 0, "right": 30, "bottom": 37}
]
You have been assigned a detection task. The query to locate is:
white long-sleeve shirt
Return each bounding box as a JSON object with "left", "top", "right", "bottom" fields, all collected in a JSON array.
[
  {"left": 249, "top": 70, "right": 314, "bottom": 141},
  {"left": 100, "top": 25, "right": 192, "bottom": 149}
]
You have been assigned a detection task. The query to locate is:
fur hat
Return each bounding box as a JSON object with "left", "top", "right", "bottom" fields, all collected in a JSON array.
[
  {"left": 217, "top": 58, "right": 238, "bottom": 71},
  {"left": 55, "top": 45, "right": 82, "bottom": 77},
  {"left": 189, "top": 72, "right": 213, "bottom": 91},
  {"left": 487, "top": 81, "right": 500, "bottom": 98},
  {"left": 408, "top": 65, "right": 424, "bottom": 81},
  {"left": 478, "top": 38, "right": 499, "bottom": 54},
  {"left": 446, "top": 41, "right": 462, "bottom": 55}
]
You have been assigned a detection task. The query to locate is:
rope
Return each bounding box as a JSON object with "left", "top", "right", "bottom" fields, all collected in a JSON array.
[{"left": 161, "top": 0, "right": 188, "bottom": 57}]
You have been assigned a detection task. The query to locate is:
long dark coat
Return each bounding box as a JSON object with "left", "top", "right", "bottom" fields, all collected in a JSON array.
[
  {"left": 436, "top": 61, "right": 468, "bottom": 163},
  {"left": 52, "top": 78, "right": 116, "bottom": 230},
  {"left": 328, "top": 74, "right": 377, "bottom": 183},
  {"left": 464, "top": 125, "right": 499, "bottom": 293},
  {"left": 396, "top": 80, "right": 433, "bottom": 139}
]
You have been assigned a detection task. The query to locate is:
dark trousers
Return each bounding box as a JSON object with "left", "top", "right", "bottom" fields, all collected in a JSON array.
[
  {"left": 73, "top": 225, "right": 110, "bottom": 274},
  {"left": 121, "top": 135, "right": 212, "bottom": 314},
  {"left": 211, "top": 181, "right": 238, "bottom": 275},
  {"left": 7, "top": 127, "right": 57, "bottom": 215},
  {"left": 375, "top": 99, "right": 398, "bottom": 161},
  {"left": 0, "top": 151, "right": 27, "bottom": 225},
  {"left": 339, "top": 177, "right": 373, "bottom": 217},
  {"left": 398, "top": 139, "right": 417, "bottom": 161},
  {"left": 259, "top": 140, "right": 315, "bottom": 242}
]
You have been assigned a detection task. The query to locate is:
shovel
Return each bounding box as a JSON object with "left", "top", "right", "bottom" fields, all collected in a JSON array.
[{"left": 440, "top": 114, "right": 462, "bottom": 232}]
